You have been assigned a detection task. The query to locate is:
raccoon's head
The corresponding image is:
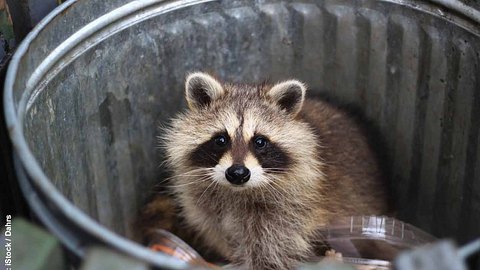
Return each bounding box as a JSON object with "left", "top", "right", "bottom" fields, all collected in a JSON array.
[{"left": 163, "top": 72, "right": 321, "bottom": 192}]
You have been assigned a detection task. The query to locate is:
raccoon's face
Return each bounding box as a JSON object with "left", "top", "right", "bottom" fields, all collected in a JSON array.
[{"left": 164, "top": 72, "right": 319, "bottom": 191}]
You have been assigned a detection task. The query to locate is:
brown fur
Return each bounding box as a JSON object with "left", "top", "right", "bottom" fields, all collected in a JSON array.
[
  {"left": 300, "top": 100, "right": 388, "bottom": 216},
  {"left": 138, "top": 73, "right": 388, "bottom": 270}
]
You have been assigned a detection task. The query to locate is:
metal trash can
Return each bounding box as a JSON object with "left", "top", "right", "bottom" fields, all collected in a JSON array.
[{"left": 4, "top": 0, "right": 480, "bottom": 267}]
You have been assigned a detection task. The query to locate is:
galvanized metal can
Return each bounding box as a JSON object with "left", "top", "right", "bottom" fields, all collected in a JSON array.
[{"left": 4, "top": 0, "right": 480, "bottom": 267}]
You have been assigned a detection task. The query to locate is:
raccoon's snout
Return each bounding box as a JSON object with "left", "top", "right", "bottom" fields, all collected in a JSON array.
[{"left": 225, "top": 164, "right": 251, "bottom": 185}]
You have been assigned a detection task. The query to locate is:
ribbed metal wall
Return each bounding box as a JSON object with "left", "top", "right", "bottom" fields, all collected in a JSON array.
[{"left": 17, "top": 0, "right": 480, "bottom": 244}]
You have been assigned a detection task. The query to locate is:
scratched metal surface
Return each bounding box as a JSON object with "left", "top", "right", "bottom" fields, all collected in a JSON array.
[{"left": 4, "top": 0, "right": 480, "bottom": 265}]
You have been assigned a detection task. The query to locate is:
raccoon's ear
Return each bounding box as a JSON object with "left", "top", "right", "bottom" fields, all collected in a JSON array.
[
  {"left": 185, "top": 72, "right": 225, "bottom": 110},
  {"left": 267, "top": 80, "right": 306, "bottom": 116}
]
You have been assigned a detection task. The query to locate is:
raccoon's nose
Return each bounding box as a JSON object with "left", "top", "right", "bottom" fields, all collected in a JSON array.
[{"left": 225, "top": 164, "right": 251, "bottom": 185}]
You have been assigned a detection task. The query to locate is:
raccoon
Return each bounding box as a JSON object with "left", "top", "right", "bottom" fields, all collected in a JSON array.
[{"left": 148, "top": 72, "right": 388, "bottom": 269}]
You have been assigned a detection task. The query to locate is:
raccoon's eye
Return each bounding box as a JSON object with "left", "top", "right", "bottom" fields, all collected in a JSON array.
[
  {"left": 254, "top": 136, "right": 268, "bottom": 149},
  {"left": 213, "top": 135, "right": 228, "bottom": 147}
]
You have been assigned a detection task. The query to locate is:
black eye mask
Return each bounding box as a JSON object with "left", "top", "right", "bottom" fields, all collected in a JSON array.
[{"left": 189, "top": 133, "right": 231, "bottom": 167}]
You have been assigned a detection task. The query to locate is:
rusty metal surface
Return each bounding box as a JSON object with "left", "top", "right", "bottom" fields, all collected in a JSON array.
[{"left": 3, "top": 0, "right": 480, "bottom": 267}]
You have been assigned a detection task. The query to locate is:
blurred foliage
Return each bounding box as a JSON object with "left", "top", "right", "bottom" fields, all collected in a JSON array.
[
  {"left": 0, "top": 0, "right": 14, "bottom": 42},
  {"left": 0, "top": 0, "right": 14, "bottom": 55}
]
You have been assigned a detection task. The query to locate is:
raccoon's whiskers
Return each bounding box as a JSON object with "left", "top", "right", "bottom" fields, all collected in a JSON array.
[
  {"left": 161, "top": 168, "right": 215, "bottom": 188},
  {"left": 265, "top": 176, "right": 311, "bottom": 208},
  {"left": 263, "top": 168, "right": 292, "bottom": 174},
  {"left": 175, "top": 167, "right": 215, "bottom": 176},
  {"left": 259, "top": 177, "right": 284, "bottom": 205},
  {"left": 164, "top": 176, "right": 212, "bottom": 188},
  {"left": 156, "top": 159, "right": 169, "bottom": 169},
  {"left": 196, "top": 179, "right": 217, "bottom": 206},
  {"left": 264, "top": 175, "right": 287, "bottom": 192},
  {"left": 267, "top": 185, "right": 286, "bottom": 205},
  {"left": 270, "top": 179, "right": 309, "bottom": 206},
  {"left": 253, "top": 183, "right": 268, "bottom": 209},
  {"left": 268, "top": 174, "right": 311, "bottom": 197},
  {"left": 260, "top": 185, "right": 280, "bottom": 206},
  {"left": 157, "top": 168, "right": 215, "bottom": 184},
  {"left": 171, "top": 173, "right": 213, "bottom": 179}
]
